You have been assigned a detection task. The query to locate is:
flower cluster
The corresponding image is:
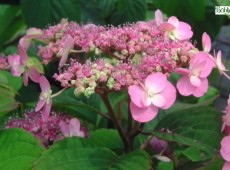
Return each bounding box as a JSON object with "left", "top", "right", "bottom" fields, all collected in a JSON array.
[{"left": 5, "top": 110, "right": 87, "bottom": 147}]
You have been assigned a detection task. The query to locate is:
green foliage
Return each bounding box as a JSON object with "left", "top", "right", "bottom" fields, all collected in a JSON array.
[
  {"left": 0, "top": 128, "right": 44, "bottom": 170},
  {"left": 80, "top": 0, "right": 146, "bottom": 25},
  {"left": 0, "top": 5, "right": 26, "bottom": 51},
  {"left": 152, "top": 106, "right": 222, "bottom": 161},
  {"left": 33, "top": 137, "right": 151, "bottom": 170},
  {"left": 21, "top": 0, "right": 81, "bottom": 28}
]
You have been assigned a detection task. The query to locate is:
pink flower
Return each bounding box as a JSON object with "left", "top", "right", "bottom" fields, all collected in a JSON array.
[
  {"left": 59, "top": 118, "right": 86, "bottom": 137},
  {"left": 35, "top": 76, "right": 52, "bottom": 122},
  {"left": 155, "top": 9, "right": 163, "bottom": 25},
  {"left": 58, "top": 35, "right": 74, "bottom": 68},
  {"left": 213, "top": 51, "right": 230, "bottom": 79},
  {"left": 8, "top": 45, "right": 40, "bottom": 86},
  {"left": 159, "top": 16, "right": 193, "bottom": 40},
  {"left": 176, "top": 53, "right": 214, "bottom": 97},
  {"left": 128, "top": 72, "right": 176, "bottom": 122},
  {"left": 221, "top": 136, "right": 230, "bottom": 162},
  {"left": 202, "top": 32, "right": 211, "bottom": 52},
  {"left": 19, "top": 28, "right": 43, "bottom": 51},
  {"left": 8, "top": 54, "right": 23, "bottom": 76}
]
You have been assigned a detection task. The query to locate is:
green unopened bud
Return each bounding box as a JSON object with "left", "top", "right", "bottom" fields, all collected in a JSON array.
[
  {"left": 84, "top": 87, "right": 95, "bottom": 98},
  {"left": 71, "top": 80, "right": 76, "bottom": 85},
  {"left": 95, "top": 48, "right": 101, "bottom": 55},
  {"left": 107, "top": 77, "right": 115, "bottom": 89},
  {"left": 74, "top": 87, "right": 85, "bottom": 96}
]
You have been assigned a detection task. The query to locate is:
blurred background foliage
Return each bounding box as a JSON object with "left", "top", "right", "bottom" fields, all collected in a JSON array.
[{"left": 0, "top": 0, "right": 229, "bottom": 54}]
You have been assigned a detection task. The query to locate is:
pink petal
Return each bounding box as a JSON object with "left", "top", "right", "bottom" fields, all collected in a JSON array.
[
  {"left": 8, "top": 54, "right": 23, "bottom": 77},
  {"left": 190, "top": 75, "right": 201, "bottom": 87},
  {"left": 155, "top": 9, "right": 163, "bottom": 25},
  {"left": 193, "top": 78, "right": 208, "bottom": 97},
  {"left": 192, "top": 52, "right": 215, "bottom": 78},
  {"left": 130, "top": 101, "right": 158, "bottom": 122},
  {"left": 159, "top": 23, "right": 175, "bottom": 32},
  {"left": 145, "top": 72, "right": 166, "bottom": 93},
  {"left": 168, "top": 16, "right": 179, "bottom": 27},
  {"left": 39, "top": 75, "right": 51, "bottom": 92},
  {"left": 202, "top": 32, "right": 211, "bottom": 52},
  {"left": 150, "top": 94, "right": 166, "bottom": 108},
  {"left": 174, "top": 22, "right": 193, "bottom": 40},
  {"left": 223, "top": 162, "right": 230, "bottom": 170},
  {"left": 59, "top": 35, "right": 74, "bottom": 68},
  {"left": 23, "top": 71, "right": 29, "bottom": 86},
  {"left": 18, "top": 45, "right": 28, "bottom": 65},
  {"left": 19, "top": 37, "right": 31, "bottom": 52},
  {"left": 128, "top": 85, "right": 147, "bottom": 108},
  {"left": 59, "top": 121, "right": 70, "bottom": 137},
  {"left": 69, "top": 118, "right": 85, "bottom": 137},
  {"left": 35, "top": 99, "right": 45, "bottom": 112},
  {"left": 177, "top": 75, "right": 195, "bottom": 96},
  {"left": 221, "top": 136, "right": 230, "bottom": 161},
  {"left": 28, "top": 67, "right": 40, "bottom": 83},
  {"left": 161, "top": 81, "right": 176, "bottom": 109},
  {"left": 42, "top": 102, "right": 52, "bottom": 122},
  {"left": 175, "top": 68, "right": 190, "bottom": 75}
]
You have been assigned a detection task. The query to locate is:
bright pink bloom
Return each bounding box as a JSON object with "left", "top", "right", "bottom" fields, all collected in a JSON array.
[
  {"left": 35, "top": 76, "right": 52, "bottom": 122},
  {"left": 223, "top": 162, "right": 230, "bottom": 170},
  {"left": 202, "top": 32, "right": 211, "bottom": 52},
  {"left": 176, "top": 53, "right": 214, "bottom": 97},
  {"left": 221, "top": 136, "right": 230, "bottom": 162},
  {"left": 159, "top": 16, "right": 193, "bottom": 40},
  {"left": 128, "top": 72, "right": 176, "bottom": 122},
  {"left": 155, "top": 9, "right": 163, "bottom": 25},
  {"left": 59, "top": 118, "right": 86, "bottom": 137},
  {"left": 58, "top": 35, "right": 74, "bottom": 68}
]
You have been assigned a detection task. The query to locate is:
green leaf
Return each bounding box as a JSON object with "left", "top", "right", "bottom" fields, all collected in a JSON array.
[
  {"left": 156, "top": 161, "right": 174, "bottom": 170},
  {"left": 152, "top": 107, "right": 222, "bottom": 160},
  {"left": 0, "top": 5, "right": 26, "bottom": 49},
  {"left": 182, "top": 146, "right": 211, "bottom": 162},
  {"left": 195, "top": 157, "right": 224, "bottom": 170},
  {"left": 89, "top": 129, "right": 123, "bottom": 151},
  {"left": 109, "top": 149, "right": 151, "bottom": 170},
  {"left": 0, "top": 84, "right": 19, "bottom": 116},
  {"left": 21, "top": 0, "right": 81, "bottom": 28},
  {"left": 98, "top": 0, "right": 117, "bottom": 18},
  {"left": 153, "top": 0, "right": 206, "bottom": 21},
  {"left": 109, "top": 0, "right": 147, "bottom": 25},
  {"left": 0, "top": 128, "right": 44, "bottom": 170},
  {"left": 33, "top": 137, "right": 151, "bottom": 170},
  {"left": 198, "top": 86, "right": 219, "bottom": 103}
]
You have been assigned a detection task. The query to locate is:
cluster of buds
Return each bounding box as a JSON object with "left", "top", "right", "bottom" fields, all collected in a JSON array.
[{"left": 5, "top": 110, "right": 87, "bottom": 147}]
